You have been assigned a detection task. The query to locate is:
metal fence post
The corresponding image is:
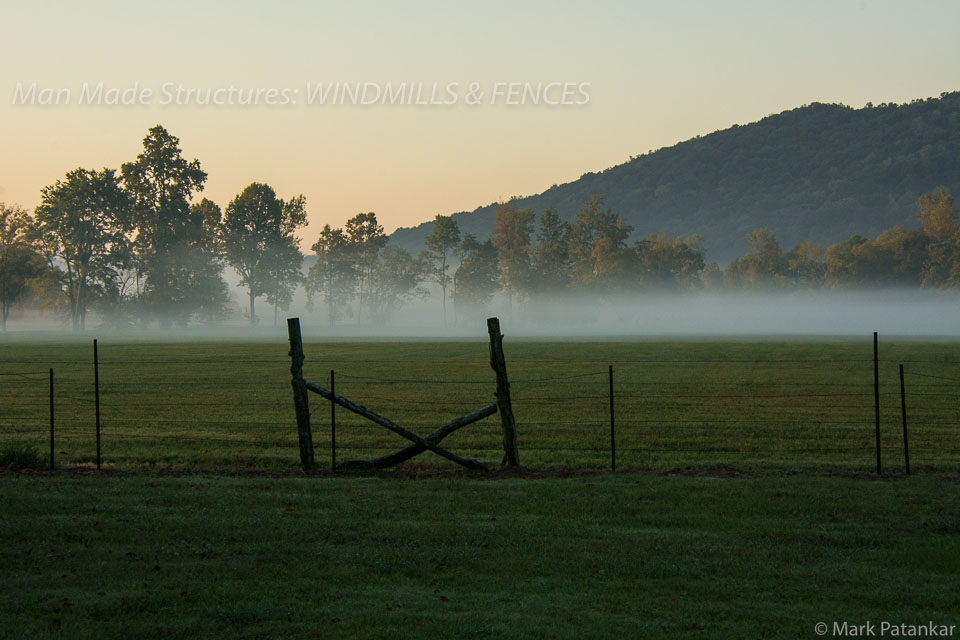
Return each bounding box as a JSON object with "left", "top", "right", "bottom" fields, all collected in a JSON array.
[
  {"left": 899, "top": 364, "right": 910, "bottom": 475},
  {"left": 331, "top": 369, "right": 336, "bottom": 472},
  {"left": 873, "top": 332, "right": 882, "bottom": 475},
  {"left": 94, "top": 339, "right": 101, "bottom": 470},
  {"left": 609, "top": 365, "right": 616, "bottom": 472},
  {"left": 49, "top": 368, "right": 54, "bottom": 471}
]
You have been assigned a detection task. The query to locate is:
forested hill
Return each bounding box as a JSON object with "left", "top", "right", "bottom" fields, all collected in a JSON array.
[{"left": 389, "top": 92, "right": 960, "bottom": 264}]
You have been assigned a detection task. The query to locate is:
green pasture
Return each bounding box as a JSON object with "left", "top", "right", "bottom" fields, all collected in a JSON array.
[
  {"left": 1, "top": 337, "right": 959, "bottom": 473},
  {"left": 1, "top": 472, "right": 958, "bottom": 639}
]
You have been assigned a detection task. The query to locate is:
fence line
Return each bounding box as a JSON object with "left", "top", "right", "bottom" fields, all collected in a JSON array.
[{"left": 2, "top": 339, "right": 959, "bottom": 473}]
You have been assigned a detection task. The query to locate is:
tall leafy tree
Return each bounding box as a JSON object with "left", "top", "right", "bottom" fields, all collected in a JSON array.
[
  {"left": 453, "top": 238, "right": 501, "bottom": 318},
  {"left": 490, "top": 203, "right": 534, "bottom": 312},
  {"left": 567, "top": 196, "right": 633, "bottom": 289},
  {"left": 424, "top": 214, "right": 461, "bottom": 328},
  {"left": 916, "top": 188, "right": 958, "bottom": 244},
  {"left": 184, "top": 198, "right": 231, "bottom": 325},
  {"left": 0, "top": 204, "right": 43, "bottom": 331},
  {"left": 222, "top": 183, "right": 306, "bottom": 326},
  {"left": 916, "top": 189, "right": 960, "bottom": 287},
  {"left": 530, "top": 207, "right": 571, "bottom": 293},
  {"left": 345, "top": 212, "right": 388, "bottom": 324},
  {"left": 366, "top": 246, "right": 428, "bottom": 325},
  {"left": 634, "top": 234, "right": 705, "bottom": 290},
  {"left": 32, "top": 168, "right": 131, "bottom": 331},
  {"left": 121, "top": 125, "right": 222, "bottom": 326},
  {"left": 823, "top": 235, "right": 900, "bottom": 288},
  {"left": 306, "top": 224, "right": 356, "bottom": 324},
  {"left": 784, "top": 241, "right": 827, "bottom": 288},
  {"left": 262, "top": 236, "right": 305, "bottom": 326},
  {"left": 724, "top": 229, "right": 788, "bottom": 289}
]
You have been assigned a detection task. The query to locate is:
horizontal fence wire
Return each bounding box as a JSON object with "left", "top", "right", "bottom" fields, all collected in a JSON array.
[{"left": 905, "top": 371, "right": 960, "bottom": 384}]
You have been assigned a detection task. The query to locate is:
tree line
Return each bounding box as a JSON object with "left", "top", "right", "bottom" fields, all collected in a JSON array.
[
  {"left": 0, "top": 126, "right": 312, "bottom": 330},
  {"left": 309, "top": 186, "right": 960, "bottom": 329},
  {"left": 470, "top": 188, "right": 960, "bottom": 301},
  {"left": 2, "top": 124, "right": 959, "bottom": 332}
]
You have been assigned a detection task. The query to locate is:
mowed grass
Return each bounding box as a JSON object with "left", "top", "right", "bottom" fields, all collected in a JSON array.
[
  {"left": 1, "top": 472, "right": 958, "bottom": 639},
  {"left": 1, "top": 336, "right": 960, "bottom": 473},
  {"left": 2, "top": 338, "right": 959, "bottom": 638}
]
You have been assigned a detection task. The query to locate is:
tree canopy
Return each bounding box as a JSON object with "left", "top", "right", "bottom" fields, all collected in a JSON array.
[
  {"left": 222, "top": 182, "right": 306, "bottom": 325},
  {"left": 32, "top": 168, "right": 130, "bottom": 331},
  {"left": 121, "top": 125, "right": 225, "bottom": 326}
]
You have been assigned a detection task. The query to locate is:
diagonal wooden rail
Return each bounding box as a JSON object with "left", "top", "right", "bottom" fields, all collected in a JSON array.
[
  {"left": 305, "top": 382, "right": 490, "bottom": 471},
  {"left": 336, "top": 402, "right": 498, "bottom": 471}
]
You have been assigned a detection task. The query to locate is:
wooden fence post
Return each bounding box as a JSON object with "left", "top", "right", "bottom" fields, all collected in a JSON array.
[
  {"left": 287, "top": 317, "right": 314, "bottom": 471},
  {"left": 487, "top": 317, "right": 520, "bottom": 467}
]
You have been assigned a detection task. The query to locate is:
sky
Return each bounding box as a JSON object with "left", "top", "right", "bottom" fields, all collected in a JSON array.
[{"left": 2, "top": 0, "right": 959, "bottom": 244}]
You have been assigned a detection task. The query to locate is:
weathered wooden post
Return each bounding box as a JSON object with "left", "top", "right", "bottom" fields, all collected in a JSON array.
[
  {"left": 287, "top": 317, "right": 314, "bottom": 471},
  {"left": 487, "top": 317, "right": 520, "bottom": 467}
]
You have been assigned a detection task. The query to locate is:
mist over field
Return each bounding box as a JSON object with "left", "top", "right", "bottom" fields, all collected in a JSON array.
[
  {"left": 3, "top": 288, "right": 959, "bottom": 339},
  {"left": 382, "top": 289, "right": 960, "bottom": 338}
]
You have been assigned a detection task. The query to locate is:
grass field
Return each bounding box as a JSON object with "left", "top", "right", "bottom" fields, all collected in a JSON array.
[
  {"left": 2, "top": 337, "right": 959, "bottom": 638},
  {"left": 1, "top": 472, "right": 958, "bottom": 639},
  {"left": 1, "top": 336, "right": 960, "bottom": 473}
]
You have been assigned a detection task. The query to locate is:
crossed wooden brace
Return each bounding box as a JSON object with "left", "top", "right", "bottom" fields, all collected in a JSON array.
[{"left": 305, "top": 381, "right": 497, "bottom": 471}]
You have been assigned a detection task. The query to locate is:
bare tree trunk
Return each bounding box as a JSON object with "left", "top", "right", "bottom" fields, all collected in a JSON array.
[
  {"left": 67, "top": 267, "right": 80, "bottom": 331},
  {"left": 75, "top": 281, "right": 85, "bottom": 332},
  {"left": 358, "top": 275, "right": 364, "bottom": 325},
  {"left": 452, "top": 269, "right": 458, "bottom": 328},
  {"left": 441, "top": 252, "right": 448, "bottom": 329}
]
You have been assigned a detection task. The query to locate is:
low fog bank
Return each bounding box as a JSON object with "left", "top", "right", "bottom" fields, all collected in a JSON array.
[
  {"left": 4, "top": 289, "right": 960, "bottom": 340},
  {"left": 492, "top": 290, "right": 960, "bottom": 338},
  {"left": 315, "top": 288, "right": 960, "bottom": 338}
]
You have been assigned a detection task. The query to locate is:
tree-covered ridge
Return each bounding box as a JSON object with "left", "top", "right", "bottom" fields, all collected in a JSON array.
[{"left": 390, "top": 92, "right": 960, "bottom": 263}]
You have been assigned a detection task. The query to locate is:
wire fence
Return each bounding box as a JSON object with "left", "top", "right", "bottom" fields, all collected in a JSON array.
[{"left": 1, "top": 338, "right": 958, "bottom": 473}]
